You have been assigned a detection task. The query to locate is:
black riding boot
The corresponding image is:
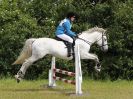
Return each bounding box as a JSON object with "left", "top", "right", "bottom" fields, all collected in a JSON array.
[{"left": 67, "top": 43, "right": 73, "bottom": 57}]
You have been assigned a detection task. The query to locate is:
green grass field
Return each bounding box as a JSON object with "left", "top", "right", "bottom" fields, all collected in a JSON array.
[{"left": 0, "top": 79, "right": 133, "bottom": 99}]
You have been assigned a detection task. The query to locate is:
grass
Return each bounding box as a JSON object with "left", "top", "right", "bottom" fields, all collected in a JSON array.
[{"left": 0, "top": 78, "right": 133, "bottom": 99}]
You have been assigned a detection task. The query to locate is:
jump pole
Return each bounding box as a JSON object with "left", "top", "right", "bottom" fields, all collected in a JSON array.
[
  {"left": 48, "top": 42, "right": 82, "bottom": 95},
  {"left": 75, "top": 42, "right": 82, "bottom": 95},
  {"left": 48, "top": 56, "right": 56, "bottom": 87}
]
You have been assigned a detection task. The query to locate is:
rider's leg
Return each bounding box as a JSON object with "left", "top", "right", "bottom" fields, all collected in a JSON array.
[
  {"left": 57, "top": 34, "right": 73, "bottom": 57},
  {"left": 67, "top": 42, "right": 73, "bottom": 57}
]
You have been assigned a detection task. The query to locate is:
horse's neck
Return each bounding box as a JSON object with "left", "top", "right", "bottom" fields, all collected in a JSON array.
[{"left": 79, "top": 32, "right": 99, "bottom": 43}]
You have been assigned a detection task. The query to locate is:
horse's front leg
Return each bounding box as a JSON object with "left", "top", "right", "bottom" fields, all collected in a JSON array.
[{"left": 81, "top": 52, "right": 101, "bottom": 72}]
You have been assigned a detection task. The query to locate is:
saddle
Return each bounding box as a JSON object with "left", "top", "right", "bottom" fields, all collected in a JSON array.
[{"left": 55, "top": 36, "right": 75, "bottom": 58}]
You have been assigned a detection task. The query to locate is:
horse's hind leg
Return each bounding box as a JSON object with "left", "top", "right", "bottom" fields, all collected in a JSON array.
[{"left": 15, "top": 56, "right": 41, "bottom": 83}]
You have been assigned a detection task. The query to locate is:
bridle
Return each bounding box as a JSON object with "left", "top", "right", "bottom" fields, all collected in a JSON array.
[{"left": 96, "top": 32, "right": 108, "bottom": 49}]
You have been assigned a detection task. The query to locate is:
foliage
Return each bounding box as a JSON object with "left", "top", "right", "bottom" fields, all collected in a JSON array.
[{"left": 0, "top": 0, "right": 132, "bottom": 80}]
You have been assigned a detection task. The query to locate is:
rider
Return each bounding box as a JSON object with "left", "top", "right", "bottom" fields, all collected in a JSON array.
[{"left": 55, "top": 12, "right": 77, "bottom": 57}]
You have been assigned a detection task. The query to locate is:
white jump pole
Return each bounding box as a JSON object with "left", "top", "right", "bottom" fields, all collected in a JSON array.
[
  {"left": 48, "top": 56, "right": 56, "bottom": 87},
  {"left": 75, "top": 42, "right": 82, "bottom": 95},
  {"left": 48, "top": 42, "right": 82, "bottom": 95}
]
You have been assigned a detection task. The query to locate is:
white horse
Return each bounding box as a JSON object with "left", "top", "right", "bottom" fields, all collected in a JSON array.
[{"left": 13, "top": 27, "right": 108, "bottom": 82}]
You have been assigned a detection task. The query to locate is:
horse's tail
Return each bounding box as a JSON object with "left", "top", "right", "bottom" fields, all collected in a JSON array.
[{"left": 12, "top": 38, "right": 36, "bottom": 65}]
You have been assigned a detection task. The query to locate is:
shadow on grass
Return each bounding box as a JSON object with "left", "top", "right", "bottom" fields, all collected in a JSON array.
[{"left": 1, "top": 84, "right": 89, "bottom": 96}]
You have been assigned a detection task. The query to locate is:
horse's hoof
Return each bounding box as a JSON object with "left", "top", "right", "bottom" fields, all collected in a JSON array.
[
  {"left": 15, "top": 75, "right": 21, "bottom": 83},
  {"left": 17, "top": 79, "right": 20, "bottom": 83},
  {"left": 94, "top": 66, "right": 101, "bottom": 72},
  {"left": 96, "top": 68, "right": 101, "bottom": 72}
]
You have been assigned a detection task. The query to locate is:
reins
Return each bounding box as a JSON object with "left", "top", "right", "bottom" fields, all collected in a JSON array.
[{"left": 77, "top": 37, "right": 92, "bottom": 45}]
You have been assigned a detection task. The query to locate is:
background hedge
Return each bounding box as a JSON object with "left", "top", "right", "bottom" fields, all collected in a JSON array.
[{"left": 0, "top": 0, "right": 132, "bottom": 80}]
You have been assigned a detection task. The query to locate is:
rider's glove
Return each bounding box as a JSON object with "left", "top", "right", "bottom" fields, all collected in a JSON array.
[{"left": 74, "top": 34, "right": 78, "bottom": 38}]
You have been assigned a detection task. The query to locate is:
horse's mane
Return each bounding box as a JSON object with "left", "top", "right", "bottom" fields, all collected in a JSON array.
[{"left": 84, "top": 27, "right": 106, "bottom": 34}]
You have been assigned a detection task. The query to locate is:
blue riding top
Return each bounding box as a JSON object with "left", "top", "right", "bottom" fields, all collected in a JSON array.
[{"left": 55, "top": 18, "right": 76, "bottom": 37}]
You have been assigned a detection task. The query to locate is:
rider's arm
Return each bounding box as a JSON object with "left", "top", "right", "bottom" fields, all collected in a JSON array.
[{"left": 63, "top": 21, "right": 76, "bottom": 37}]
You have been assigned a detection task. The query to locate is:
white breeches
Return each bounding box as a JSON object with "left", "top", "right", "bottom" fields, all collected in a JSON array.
[{"left": 57, "top": 34, "right": 73, "bottom": 43}]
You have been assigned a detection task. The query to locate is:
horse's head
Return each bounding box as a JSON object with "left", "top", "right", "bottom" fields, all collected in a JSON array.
[
  {"left": 79, "top": 27, "right": 108, "bottom": 52},
  {"left": 95, "top": 28, "right": 108, "bottom": 52}
]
